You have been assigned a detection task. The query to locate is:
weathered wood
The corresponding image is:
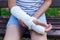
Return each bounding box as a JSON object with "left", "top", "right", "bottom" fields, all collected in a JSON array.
[
  {"left": 51, "top": 0, "right": 60, "bottom": 7},
  {"left": 48, "top": 30, "right": 60, "bottom": 39},
  {"left": 0, "top": 0, "right": 8, "bottom": 8}
]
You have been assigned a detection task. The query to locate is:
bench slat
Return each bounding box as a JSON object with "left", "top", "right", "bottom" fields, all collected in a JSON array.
[
  {"left": 0, "top": 0, "right": 8, "bottom": 7},
  {"left": 48, "top": 30, "right": 60, "bottom": 36},
  {"left": 51, "top": 0, "right": 60, "bottom": 7},
  {"left": 48, "top": 30, "right": 60, "bottom": 39}
]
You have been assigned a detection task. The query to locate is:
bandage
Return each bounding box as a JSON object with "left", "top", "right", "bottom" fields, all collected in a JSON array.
[
  {"left": 11, "top": 6, "right": 45, "bottom": 34},
  {"left": 31, "top": 17, "right": 45, "bottom": 34}
]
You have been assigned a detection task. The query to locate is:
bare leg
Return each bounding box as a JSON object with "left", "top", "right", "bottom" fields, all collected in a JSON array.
[
  {"left": 30, "top": 31, "right": 47, "bottom": 40},
  {"left": 3, "top": 24, "right": 23, "bottom": 40}
]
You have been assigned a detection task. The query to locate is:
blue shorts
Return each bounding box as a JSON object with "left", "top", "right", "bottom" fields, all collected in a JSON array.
[{"left": 6, "top": 12, "right": 47, "bottom": 34}]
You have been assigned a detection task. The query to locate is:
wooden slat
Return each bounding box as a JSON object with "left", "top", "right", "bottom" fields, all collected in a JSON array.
[
  {"left": 48, "top": 30, "right": 60, "bottom": 36},
  {"left": 0, "top": 0, "right": 8, "bottom": 7},
  {"left": 51, "top": 0, "right": 60, "bottom": 7},
  {"left": 48, "top": 30, "right": 60, "bottom": 39},
  {"left": 47, "top": 22, "right": 60, "bottom": 25},
  {"left": 0, "top": 29, "right": 5, "bottom": 37},
  {"left": 46, "top": 16, "right": 60, "bottom": 20}
]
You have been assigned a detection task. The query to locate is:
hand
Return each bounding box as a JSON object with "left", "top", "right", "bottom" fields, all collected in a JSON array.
[
  {"left": 19, "top": 18, "right": 52, "bottom": 32},
  {"left": 32, "top": 19, "right": 52, "bottom": 32},
  {"left": 45, "top": 24, "right": 52, "bottom": 32}
]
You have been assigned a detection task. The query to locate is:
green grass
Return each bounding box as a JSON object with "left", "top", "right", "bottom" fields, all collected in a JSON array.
[
  {"left": 46, "top": 8, "right": 60, "bottom": 17},
  {"left": 1, "top": 8, "right": 60, "bottom": 17},
  {"left": 1, "top": 8, "right": 11, "bottom": 16}
]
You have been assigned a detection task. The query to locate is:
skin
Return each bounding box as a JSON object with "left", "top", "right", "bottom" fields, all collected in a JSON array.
[
  {"left": 4, "top": 0, "right": 52, "bottom": 40},
  {"left": 33, "top": 0, "right": 52, "bottom": 18}
]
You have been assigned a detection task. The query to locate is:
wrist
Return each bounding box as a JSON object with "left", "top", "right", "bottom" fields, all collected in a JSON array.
[{"left": 31, "top": 17, "right": 37, "bottom": 22}]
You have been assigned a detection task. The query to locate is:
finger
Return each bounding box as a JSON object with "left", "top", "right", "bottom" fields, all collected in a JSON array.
[
  {"left": 45, "top": 24, "right": 51, "bottom": 28},
  {"left": 45, "top": 25, "right": 52, "bottom": 32}
]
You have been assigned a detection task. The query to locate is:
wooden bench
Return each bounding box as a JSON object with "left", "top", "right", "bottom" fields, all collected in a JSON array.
[{"left": 0, "top": 0, "right": 60, "bottom": 40}]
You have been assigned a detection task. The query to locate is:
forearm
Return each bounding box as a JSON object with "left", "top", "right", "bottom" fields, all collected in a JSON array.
[
  {"left": 33, "top": 19, "right": 47, "bottom": 27},
  {"left": 33, "top": 0, "right": 52, "bottom": 19}
]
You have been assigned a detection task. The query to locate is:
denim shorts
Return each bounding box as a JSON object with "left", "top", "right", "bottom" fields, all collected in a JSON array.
[{"left": 6, "top": 12, "right": 47, "bottom": 34}]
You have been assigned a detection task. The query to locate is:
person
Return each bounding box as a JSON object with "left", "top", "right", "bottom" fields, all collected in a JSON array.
[{"left": 3, "top": 0, "right": 52, "bottom": 40}]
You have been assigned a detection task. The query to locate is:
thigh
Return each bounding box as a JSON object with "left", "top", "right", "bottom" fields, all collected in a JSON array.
[
  {"left": 4, "top": 15, "right": 24, "bottom": 40},
  {"left": 30, "top": 31, "right": 47, "bottom": 40},
  {"left": 4, "top": 25, "right": 23, "bottom": 40}
]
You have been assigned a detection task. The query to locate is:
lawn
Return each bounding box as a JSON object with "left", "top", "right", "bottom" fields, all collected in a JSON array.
[
  {"left": 46, "top": 8, "right": 60, "bottom": 17},
  {"left": 1, "top": 8, "right": 10, "bottom": 16}
]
